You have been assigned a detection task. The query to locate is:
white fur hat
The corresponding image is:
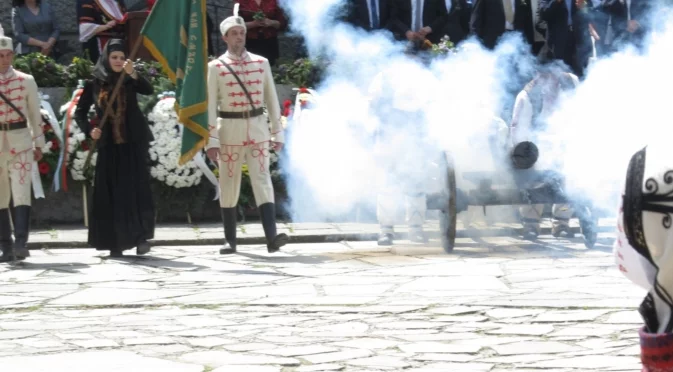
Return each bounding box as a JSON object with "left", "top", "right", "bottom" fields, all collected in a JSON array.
[
  {"left": 0, "top": 24, "right": 13, "bottom": 52},
  {"left": 220, "top": 3, "right": 247, "bottom": 36}
]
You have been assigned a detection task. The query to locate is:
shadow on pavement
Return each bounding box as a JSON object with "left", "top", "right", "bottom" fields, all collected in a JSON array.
[
  {"left": 234, "top": 251, "right": 332, "bottom": 265},
  {"left": 108, "top": 255, "right": 211, "bottom": 271},
  {"left": 4, "top": 262, "right": 91, "bottom": 272}
]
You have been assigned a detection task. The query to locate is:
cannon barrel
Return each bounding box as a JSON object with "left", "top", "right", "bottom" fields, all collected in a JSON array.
[{"left": 510, "top": 141, "right": 539, "bottom": 170}]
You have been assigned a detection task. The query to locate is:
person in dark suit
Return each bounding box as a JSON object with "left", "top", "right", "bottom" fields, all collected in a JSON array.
[
  {"left": 539, "top": 0, "right": 580, "bottom": 74},
  {"left": 443, "top": 0, "right": 472, "bottom": 44},
  {"left": 573, "top": 0, "right": 601, "bottom": 76},
  {"left": 389, "top": 0, "right": 449, "bottom": 45},
  {"left": 593, "top": 0, "right": 651, "bottom": 54},
  {"left": 470, "top": 0, "right": 536, "bottom": 51},
  {"left": 345, "top": 0, "right": 392, "bottom": 32}
]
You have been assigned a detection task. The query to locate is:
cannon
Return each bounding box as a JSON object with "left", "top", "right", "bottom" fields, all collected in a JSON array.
[
  {"left": 426, "top": 141, "right": 600, "bottom": 253},
  {"left": 283, "top": 88, "right": 599, "bottom": 252}
]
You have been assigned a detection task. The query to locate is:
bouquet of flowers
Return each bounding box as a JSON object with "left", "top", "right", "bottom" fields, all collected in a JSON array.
[
  {"left": 147, "top": 92, "right": 203, "bottom": 189},
  {"left": 253, "top": 11, "right": 266, "bottom": 21},
  {"left": 12, "top": 53, "right": 67, "bottom": 87},
  {"left": 63, "top": 57, "right": 94, "bottom": 89},
  {"left": 429, "top": 35, "right": 457, "bottom": 56},
  {"left": 274, "top": 58, "right": 328, "bottom": 89}
]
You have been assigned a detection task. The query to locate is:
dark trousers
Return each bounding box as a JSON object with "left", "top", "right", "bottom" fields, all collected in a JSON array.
[{"left": 548, "top": 27, "right": 582, "bottom": 77}]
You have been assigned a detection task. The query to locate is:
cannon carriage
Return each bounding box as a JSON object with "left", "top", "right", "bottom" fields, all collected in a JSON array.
[{"left": 425, "top": 141, "right": 600, "bottom": 253}]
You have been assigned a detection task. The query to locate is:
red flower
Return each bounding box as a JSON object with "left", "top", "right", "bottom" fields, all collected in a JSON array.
[
  {"left": 283, "top": 99, "right": 292, "bottom": 108},
  {"left": 42, "top": 124, "right": 51, "bottom": 133},
  {"left": 50, "top": 139, "right": 59, "bottom": 150},
  {"left": 283, "top": 108, "right": 291, "bottom": 117},
  {"left": 81, "top": 141, "right": 90, "bottom": 151},
  {"left": 38, "top": 162, "right": 50, "bottom": 175}
]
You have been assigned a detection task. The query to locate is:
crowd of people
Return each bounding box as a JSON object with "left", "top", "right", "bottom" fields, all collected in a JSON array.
[
  {"left": 0, "top": 2, "right": 291, "bottom": 262},
  {"left": 342, "top": 0, "right": 651, "bottom": 78},
  {"left": 8, "top": 0, "right": 286, "bottom": 65},
  {"left": 6, "top": 0, "right": 652, "bottom": 78},
  {"left": 1, "top": 2, "right": 672, "bottom": 370},
  {"left": 2, "top": 0, "right": 660, "bottom": 270}
]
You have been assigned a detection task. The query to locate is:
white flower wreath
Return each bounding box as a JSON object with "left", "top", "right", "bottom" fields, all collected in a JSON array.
[
  {"left": 59, "top": 88, "right": 97, "bottom": 184},
  {"left": 147, "top": 94, "right": 203, "bottom": 189}
]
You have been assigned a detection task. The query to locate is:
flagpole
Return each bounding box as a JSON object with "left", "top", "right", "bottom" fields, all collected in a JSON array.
[{"left": 83, "top": 35, "right": 146, "bottom": 173}]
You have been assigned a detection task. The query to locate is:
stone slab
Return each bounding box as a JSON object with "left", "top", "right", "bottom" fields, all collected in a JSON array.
[{"left": 0, "top": 351, "right": 202, "bottom": 372}]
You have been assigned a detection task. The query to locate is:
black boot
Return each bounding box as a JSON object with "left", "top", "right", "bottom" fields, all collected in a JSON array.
[
  {"left": 0, "top": 209, "right": 14, "bottom": 263},
  {"left": 552, "top": 218, "right": 575, "bottom": 238},
  {"left": 259, "top": 203, "right": 288, "bottom": 253},
  {"left": 219, "top": 208, "right": 238, "bottom": 255},
  {"left": 136, "top": 241, "right": 151, "bottom": 255},
  {"left": 408, "top": 226, "right": 428, "bottom": 243},
  {"left": 12, "top": 206, "right": 31, "bottom": 260},
  {"left": 378, "top": 232, "right": 394, "bottom": 246},
  {"left": 522, "top": 218, "right": 540, "bottom": 241}
]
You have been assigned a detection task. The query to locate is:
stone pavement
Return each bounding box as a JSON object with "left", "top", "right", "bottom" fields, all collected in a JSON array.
[
  {"left": 0, "top": 230, "right": 646, "bottom": 372},
  {"left": 30, "top": 214, "right": 618, "bottom": 249}
]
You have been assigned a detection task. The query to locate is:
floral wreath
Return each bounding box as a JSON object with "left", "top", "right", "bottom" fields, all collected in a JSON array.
[
  {"left": 147, "top": 92, "right": 204, "bottom": 189},
  {"left": 37, "top": 109, "right": 60, "bottom": 185},
  {"left": 59, "top": 85, "right": 97, "bottom": 185}
]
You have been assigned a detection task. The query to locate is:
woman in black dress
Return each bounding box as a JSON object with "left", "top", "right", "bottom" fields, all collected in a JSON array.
[{"left": 74, "top": 39, "right": 155, "bottom": 257}]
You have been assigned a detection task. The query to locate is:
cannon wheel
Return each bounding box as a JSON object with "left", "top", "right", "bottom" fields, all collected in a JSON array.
[{"left": 440, "top": 153, "right": 457, "bottom": 253}]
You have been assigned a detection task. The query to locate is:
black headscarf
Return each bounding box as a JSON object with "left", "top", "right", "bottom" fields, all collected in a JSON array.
[{"left": 92, "top": 39, "right": 126, "bottom": 83}]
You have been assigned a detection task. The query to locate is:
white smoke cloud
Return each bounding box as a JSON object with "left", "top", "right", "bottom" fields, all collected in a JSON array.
[
  {"left": 547, "top": 6, "right": 673, "bottom": 213},
  {"left": 278, "top": 0, "right": 672, "bottom": 224}
]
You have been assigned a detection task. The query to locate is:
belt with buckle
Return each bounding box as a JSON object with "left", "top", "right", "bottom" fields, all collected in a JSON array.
[
  {"left": 0, "top": 121, "right": 27, "bottom": 131},
  {"left": 218, "top": 107, "right": 265, "bottom": 119}
]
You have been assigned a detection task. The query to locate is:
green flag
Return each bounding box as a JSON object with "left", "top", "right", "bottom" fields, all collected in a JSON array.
[{"left": 141, "top": 0, "right": 209, "bottom": 165}]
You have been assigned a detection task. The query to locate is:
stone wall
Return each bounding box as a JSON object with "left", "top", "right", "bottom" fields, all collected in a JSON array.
[{"left": 0, "top": 0, "right": 303, "bottom": 65}]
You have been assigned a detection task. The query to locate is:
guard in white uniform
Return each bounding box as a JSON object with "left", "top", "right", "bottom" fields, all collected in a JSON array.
[
  {"left": 206, "top": 5, "right": 288, "bottom": 254},
  {"left": 510, "top": 65, "right": 579, "bottom": 240},
  {"left": 368, "top": 63, "right": 432, "bottom": 246},
  {"left": 0, "top": 26, "right": 45, "bottom": 262}
]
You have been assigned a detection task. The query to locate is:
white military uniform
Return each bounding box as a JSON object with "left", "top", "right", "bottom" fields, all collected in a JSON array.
[
  {"left": 0, "top": 54, "right": 45, "bottom": 209},
  {"left": 510, "top": 73, "right": 579, "bottom": 231},
  {"left": 367, "top": 68, "right": 429, "bottom": 237},
  {"left": 206, "top": 50, "right": 284, "bottom": 208}
]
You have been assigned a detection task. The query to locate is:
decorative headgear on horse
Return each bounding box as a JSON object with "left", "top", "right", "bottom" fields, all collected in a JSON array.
[
  {"left": 220, "top": 3, "right": 247, "bottom": 36},
  {"left": 0, "top": 24, "right": 13, "bottom": 52},
  {"left": 623, "top": 145, "right": 673, "bottom": 265}
]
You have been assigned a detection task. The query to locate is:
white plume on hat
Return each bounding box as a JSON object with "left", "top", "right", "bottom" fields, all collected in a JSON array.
[
  {"left": 0, "top": 24, "right": 13, "bottom": 52},
  {"left": 220, "top": 3, "right": 247, "bottom": 36}
]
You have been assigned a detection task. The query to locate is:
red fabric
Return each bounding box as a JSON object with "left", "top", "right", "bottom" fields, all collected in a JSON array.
[
  {"left": 235, "top": 0, "right": 287, "bottom": 40},
  {"left": 640, "top": 327, "right": 673, "bottom": 372},
  {"left": 146, "top": 0, "right": 156, "bottom": 9}
]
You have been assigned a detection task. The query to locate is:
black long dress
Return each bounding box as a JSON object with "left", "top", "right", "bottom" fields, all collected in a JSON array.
[{"left": 74, "top": 75, "right": 155, "bottom": 253}]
